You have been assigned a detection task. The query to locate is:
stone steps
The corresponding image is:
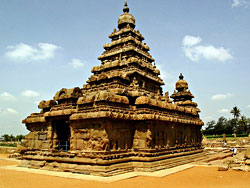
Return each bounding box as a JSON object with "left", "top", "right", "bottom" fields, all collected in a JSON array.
[
  {"left": 83, "top": 151, "right": 209, "bottom": 176},
  {"left": 19, "top": 150, "right": 219, "bottom": 177}
]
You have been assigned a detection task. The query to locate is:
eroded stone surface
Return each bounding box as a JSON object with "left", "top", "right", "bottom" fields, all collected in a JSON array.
[
  {"left": 19, "top": 2, "right": 204, "bottom": 176},
  {"left": 218, "top": 164, "right": 229, "bottom": 171}
]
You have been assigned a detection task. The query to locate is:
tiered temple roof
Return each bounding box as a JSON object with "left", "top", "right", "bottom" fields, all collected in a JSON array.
[
  {"left": 23, "top": 1, "right": 203, "bottom": 126},
  {"left": 171, "top": 73, "right": 199, "bottom": 109},
  {"left": 84, "top": 1, "right": 163, "bottom": 98}
]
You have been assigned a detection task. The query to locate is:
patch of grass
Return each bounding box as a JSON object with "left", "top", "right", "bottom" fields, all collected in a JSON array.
[
  {"left": 0, "top": 143, "right": 17, "bottom": 147},
  {"left": 204, "top": 134, "right": 248, "bottom": 139}
]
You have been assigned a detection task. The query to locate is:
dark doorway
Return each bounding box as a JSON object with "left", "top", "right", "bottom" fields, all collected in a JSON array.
[
  {"left": 54, "top": 120, "right": 70, "bottom": 151},
  {"left": 127, "top": 96, "right": 137, "bottom": 105}
]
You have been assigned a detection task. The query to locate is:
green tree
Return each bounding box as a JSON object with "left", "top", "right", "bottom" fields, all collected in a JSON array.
[
  {"left": 9, "top": 134, "right": 15, "bottom": 142},
  {"left": 230, "top": 106, "right": 241, "bottom": 133},
  {"left": 203, "top": 107, "right": 250, "bottom": 136},
  {"left": 214, "top": 116, "right": 228, "bottom": 135},
  {"left": 16, "top": 135, "right": 25, "bottom": 142},
  {"left": 230, "top": 106, "right": 240, "bottom": 120},
  {"left": 203, "top": 120, "right": 216, "bottom": 135},
  {"left": 224, "top": 119, "right": 234, "bottom": 134},
  {"left": 238, "top": 116, "right": 248, "bottom": 134},
  {"left": 2, "top": 134, "right": 10, "bottom": 142},
  {"left": 247, "top": 118, "right": 250, "bottom": 134}
]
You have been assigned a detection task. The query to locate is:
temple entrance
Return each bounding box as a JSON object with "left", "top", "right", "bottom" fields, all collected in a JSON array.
[
  {"left": 127, "top": 96, "right": 137, "bottom": 105},
  {"left": 54, "top": 119, "right": 70, "bottom": 151},
  {"left": 119, "top": 129, "right": 129, "bottom": 149}
]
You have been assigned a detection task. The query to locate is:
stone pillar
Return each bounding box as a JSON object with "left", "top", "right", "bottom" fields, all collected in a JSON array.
[
  {"left": 170, "top": 123, "right": 175, "bottom": 147},
  {"left": 234, "top": 133, "right": 237, "bottom": 141},
  {"left": 159, "top": 124, "right": 164, "bottom": 148},
  {"left": 51, "top": 122, "right": 58, "bottom": 150},
  {"left": 191, "top": 126, "right": 194, "bottom": 146},
  {"left": 164, "top": 124, "right": 168, "bottom": 148},
  {"left": 70, "top": 124, "right": 77, "bottom": 151},
  {"left": 199, "top": 126, "right": 202, "bottom": 144},
  {"left": 155, "top": 125, "right": 159, "bottom": 148},
  {"left": 223, "top": 133, "right": 226, "bottom": 143},
  {"left": 146, "top": 128, "right": 152, "bottom": 149},
  {"left": 46, "top": 122, "right": 53, "bottom": 150}
]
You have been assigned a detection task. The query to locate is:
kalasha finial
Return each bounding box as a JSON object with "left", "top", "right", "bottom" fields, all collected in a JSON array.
[
  {"left": 179, "top": 73, "right": 184, "bottom": 80},
  {"left": 123, "top": 0, "right": 129, "bottom": 13}
]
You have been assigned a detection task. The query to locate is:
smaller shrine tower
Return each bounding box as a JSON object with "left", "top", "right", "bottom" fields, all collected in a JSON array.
[{"left": 171, "top": 73, "right": 199, "bottom": 111}]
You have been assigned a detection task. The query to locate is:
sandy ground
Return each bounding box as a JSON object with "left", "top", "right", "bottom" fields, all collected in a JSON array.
[{"left": 1, "top": 155, "right": 250, "bottom": 188}]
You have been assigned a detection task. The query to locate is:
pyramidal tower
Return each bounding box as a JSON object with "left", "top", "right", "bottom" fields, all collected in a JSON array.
[
  {"left": 20, "top": 1, "right": 204, "bottom": 176},
  {"left": 84, "top": 0, "right": 164, "bottom": 99}
]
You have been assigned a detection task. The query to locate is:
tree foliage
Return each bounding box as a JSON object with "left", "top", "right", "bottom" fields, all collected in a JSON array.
[
  {"left": 0, "top": 134, "right": 25, "bottom": 142},
  {"left": 203, "top": 106, "right": 250, "bottom": 135},
  {"left": 230, "top": 106, "right": 240, "bottom": 120}
]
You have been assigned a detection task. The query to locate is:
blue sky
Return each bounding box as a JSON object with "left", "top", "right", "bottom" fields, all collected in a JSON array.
[{"left": 0, "top": 0, "right": 250, "bottom": 135}]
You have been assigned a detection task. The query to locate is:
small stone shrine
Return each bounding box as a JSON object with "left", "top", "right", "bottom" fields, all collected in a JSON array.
[{"left": 20, "top": 1, "right": 204, "bottom": 176}]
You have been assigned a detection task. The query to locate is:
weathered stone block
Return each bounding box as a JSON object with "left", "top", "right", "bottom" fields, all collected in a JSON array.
[
  {"left": 244, "top": 147, "right": 250, "bottom": 159},
  {"left": 18, "top": 160, "right": 31, "bottom": 168},
  {"left": 218, "top": 164, "right": 229, "bottom": 171},
  {"left": 232, "top": 166, "right": 244, "bottom": 171},
  {"left": 245, "top": 159, "right": 250, "bottom": 165}
]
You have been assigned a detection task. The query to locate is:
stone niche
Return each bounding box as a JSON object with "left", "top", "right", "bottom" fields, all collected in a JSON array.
[{"left": 70, "top": 119, "right": 134, "bottom": 151}]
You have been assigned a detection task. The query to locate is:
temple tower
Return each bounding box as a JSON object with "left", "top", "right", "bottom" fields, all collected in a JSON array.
[
  {"left": 171, "top": 73, "right": 199, "bottom": 110},
  {"left": 84, "top": 1, "right": 164, "bottom": 102}
]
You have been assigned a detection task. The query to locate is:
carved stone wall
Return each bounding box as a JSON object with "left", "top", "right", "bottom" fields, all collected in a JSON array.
[
  {"left": 70, "top": 119, "right": 135, "bottom": 151},
  {"left": 25, "top": 123, "right": 51, "bottom": 150},
  {"left": 19, "top": 2, "right": 204, "bottom": 176}
]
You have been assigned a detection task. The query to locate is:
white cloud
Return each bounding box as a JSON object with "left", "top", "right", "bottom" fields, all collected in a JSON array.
[
  {"left": 232, "top": 0, "right": 241, "bottom": 7},
  {"left": 182, "top": 35, "right": 202, "bottom": 47},
  {"left": 246, "top": 105, "right": 250, "bottom": 109},
  {"left": 182, "top": 35, "right": 233, "bottom": 62},
  {"left": 21, "top": 90, "right": 40, "bottom": 97},
  {"left": 0, "top": 92, "right": 16, "bottom": 101},
  {"left": 0, "top": 108, "right": 18, "bottom": 115},
  {"left": 69, "top": 58, "right": 85, "bottom": 69},
  {"left": 218, "top": 109, "right": 230, "bottom": 113},
  {"left": 157, "top": 64, "right": 173, "bottom": 80},
  {"left": 211, "top": 93, "right": 233, "bottom": 101},
  {"left": 232, "top": 0, "right": 250, "bottom": 7},
  {"left": 6, "top": 108, "right": 18, "bottom": 114},
  {"left": 5, "top": 43, "right": 61, "bottom": 62}
]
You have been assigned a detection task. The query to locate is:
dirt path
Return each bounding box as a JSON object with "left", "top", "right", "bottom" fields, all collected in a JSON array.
[{"left": 0, "top": 156, "right": 250, "bottom": 188}]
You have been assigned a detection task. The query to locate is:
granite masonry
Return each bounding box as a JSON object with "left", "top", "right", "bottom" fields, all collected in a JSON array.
[{"left": 19, "top": 1, "right": 204, "bottom": 176}]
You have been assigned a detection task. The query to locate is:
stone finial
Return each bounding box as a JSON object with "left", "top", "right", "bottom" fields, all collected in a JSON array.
[
  {"left": 123, "top": 0, "right": 129, "bottom": 13},
  {"left": 175, "top": 73, "right": 188, "bottom": 91},
  {"left": 179, "top": 73, "right": 184, "bottom": 80},
  {"left": 165, "top": 92, "right": 170, "bottom": 102},
  {"left": 165, "top": 91, "right": 169, "bottom": 98}
]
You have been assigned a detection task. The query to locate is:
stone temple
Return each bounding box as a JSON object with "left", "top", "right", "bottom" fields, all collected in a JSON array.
[{"left": 19, "top": 1, "right": 204, "bottom": 176}]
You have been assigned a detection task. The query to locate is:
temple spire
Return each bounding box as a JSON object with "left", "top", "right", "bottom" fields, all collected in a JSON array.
[{"left": 123, "top": 0, "right": 129, "bottom": 13}]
